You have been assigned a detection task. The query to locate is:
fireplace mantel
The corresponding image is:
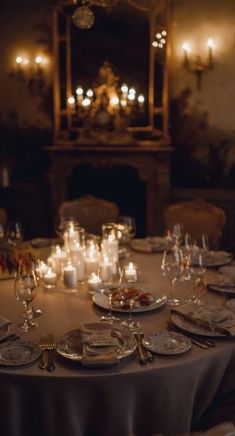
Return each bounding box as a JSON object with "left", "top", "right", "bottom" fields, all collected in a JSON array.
[{"left": 44, "top": 142, "right": 173, "bottom": 235}]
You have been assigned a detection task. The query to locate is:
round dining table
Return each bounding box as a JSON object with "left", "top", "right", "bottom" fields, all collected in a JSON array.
[{"left": 0, "top": 247, "right": 235, "bottom": 436}]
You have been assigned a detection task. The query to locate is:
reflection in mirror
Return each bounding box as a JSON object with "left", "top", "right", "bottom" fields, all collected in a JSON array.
[{"left": 53, "top": 0, "right": 171, "bottom": 144}]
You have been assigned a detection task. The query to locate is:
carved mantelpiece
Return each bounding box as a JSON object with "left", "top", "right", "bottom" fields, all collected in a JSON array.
[{"left": 44, "top": 142, "right": 173, "bottom": 235}]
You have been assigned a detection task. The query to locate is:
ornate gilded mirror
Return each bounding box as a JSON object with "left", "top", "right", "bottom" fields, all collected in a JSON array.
[{"left": 52, "top": 0, "right": 171, "bottom": 144}]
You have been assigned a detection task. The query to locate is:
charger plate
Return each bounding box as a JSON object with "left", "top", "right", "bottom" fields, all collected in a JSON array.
[
  {"left": 0, "top": 341, "right": 41, "bottom": 366},
  {"left": 56, "top": 323, "right": 136, "bottom": 362},
  {"left": 143, "top": 331, "right": 192, "bottom": 355}
]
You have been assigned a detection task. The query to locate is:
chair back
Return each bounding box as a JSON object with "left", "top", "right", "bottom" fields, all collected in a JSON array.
[
  {"left": 164, "top": 198, "right": 226, "bottom": 250},
  {"left": 0, "top": 208, "right": 7, "bottom": 226},
  {"left": 59, "top": 195, "right": 119, "bottom": 235}
]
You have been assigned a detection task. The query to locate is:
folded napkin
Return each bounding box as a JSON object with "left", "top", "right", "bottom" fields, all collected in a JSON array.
[
  {"left": 171, "top": 304, "right": 235, "bottom": 336},
  {"left": 80, "top": 352, "right": 120, "bottom": 368},
  {"left": 0, "top": 317, "right": 11, "bottom": 330}
]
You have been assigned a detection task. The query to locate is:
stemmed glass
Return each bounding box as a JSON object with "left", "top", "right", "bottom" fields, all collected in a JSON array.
[
  {"left": 14, "top": 260, "right": 39, "bottom": 332},
  {"left": 120, "top": 264, "right": 142, "bottom": 331},
  {"left": 117, "top": 216, "right": 136, "bottom": 247},
  {"left": 7, "top": 221, "right": 24, "bottom": 247},
  {"left": 99, "top": 263, "right": 122, "bottom": 325},
  {"left": 186, "top": 252, "right": 206, "bottom": 304},
  {"left": 161, "top": 248, "right": 183, "bottom": 306},
  {"left": 170, "top": 222, "right": 184, "bottom": 248}
]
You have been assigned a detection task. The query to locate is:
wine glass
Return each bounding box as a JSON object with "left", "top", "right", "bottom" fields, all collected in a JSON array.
[
  {"left": 161, "top": 248, "right": 183, "bottom": 306},
  {"left": 14, "top": 261, "right": 39, "bottom": 331},
  {"left": 117, "top": 216, "right": 136, "bottom": 251},
  {"left": 120, "top": 263, "right": 142, "bottom": 331},
  {"left": 186, "top": 252, "right": 206, "bottom": 304},
  {"left": 99, "top": 287, "right": 120, "bottom": 325},
  {"left": 7, "top": 221, "right": 24, "bottom": 247},
  {"left": 170, "top": 222, "right": 184, "bottom": 248}
]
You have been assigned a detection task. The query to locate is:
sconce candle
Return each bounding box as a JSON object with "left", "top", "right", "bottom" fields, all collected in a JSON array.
[
  {"left": 182, "top": 42, "right": 190, "bottom": 66},
  {"left": 207, "top": 38, "right": 214, "bottom": 66}
]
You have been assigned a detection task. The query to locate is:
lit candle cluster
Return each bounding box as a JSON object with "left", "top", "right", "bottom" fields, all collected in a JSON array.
[
  {"left": 67, "top": 82, "right": 145, "bottom": 113},
  {"left": 37, "top": 220, "right": 129, "bottom": 294}
]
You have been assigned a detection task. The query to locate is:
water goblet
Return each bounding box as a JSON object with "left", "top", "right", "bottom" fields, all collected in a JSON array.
[
  {"left": 120, "top": 266, "right": 142, "bottom": 331},
  {"left": 14, "top": 261, "right": 39, "bottom": 332},
  {"left": 161, "top": 248, "right": 183, "bottom": 306},
  {"left": 99, "top": 287, "right": 120, "bottom": 325}
]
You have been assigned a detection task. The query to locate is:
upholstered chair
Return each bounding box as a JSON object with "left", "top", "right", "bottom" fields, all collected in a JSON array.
[
  {"left": 58, "top": 195, "right": 119, "bottom": 236},
  {"left": 164, "top": 199, "right": 226, "bottom": 250},
  {"left": 0, "top": 208, "right": 7, "bottom": 226}
]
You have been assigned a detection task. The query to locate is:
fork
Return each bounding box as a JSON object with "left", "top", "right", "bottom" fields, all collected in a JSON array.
[
  {"left": 39, "top": 336, "right": 48, "bottom": 369},
  {"left": 46, "top": 334, "right": 56, "bottom": 372}
]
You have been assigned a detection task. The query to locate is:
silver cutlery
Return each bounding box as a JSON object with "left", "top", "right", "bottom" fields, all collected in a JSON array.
[
  {"left": 39, "top": 336, "right": 48, "bottom": 369},
  {"left": 46, "top": 334, "right": 56, "bottom": 372},
  {"left": 133, "top": 333, "right": 147, "bottom": 365},
  {"left": 138, "top": 332, "right": 155, "bottom": 362}
]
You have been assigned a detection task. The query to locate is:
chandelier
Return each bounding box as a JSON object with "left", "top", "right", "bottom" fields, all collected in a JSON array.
[{"left": 72, "top": 0, "right": 118, "bottom": 29}]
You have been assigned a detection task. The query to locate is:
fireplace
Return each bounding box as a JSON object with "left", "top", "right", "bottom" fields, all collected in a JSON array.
[{"left": 45, "top": 142, "right": 173, "bottom": 236}]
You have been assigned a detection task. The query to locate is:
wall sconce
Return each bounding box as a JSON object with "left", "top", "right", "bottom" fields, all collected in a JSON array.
[
  {"left": 182, "top": 38, "right": 215, "bottom": 90},
  {"left": 9, "top": 53, "right": 49, "bottom": 95}
]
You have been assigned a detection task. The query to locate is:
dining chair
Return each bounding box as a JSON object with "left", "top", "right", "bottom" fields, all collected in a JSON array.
[
  {"left": 164, "top": 198, "right": 226, "bottom": 250},
  {"left": 58, "top": 195, "right": 119, "bottom": 235},
  {"left": 0, "top": 207, "right": 7, "bottom": 226}
]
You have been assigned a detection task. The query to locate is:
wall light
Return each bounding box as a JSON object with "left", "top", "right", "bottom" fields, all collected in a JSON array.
[{"left": 182, "top": 38, "right": 215, "bottom": 90}]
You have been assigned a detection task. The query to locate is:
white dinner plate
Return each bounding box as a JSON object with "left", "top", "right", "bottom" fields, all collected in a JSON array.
[
  {"left": 131, "top": 237, "right": 172, "bottom": 253},
  {"left": 226, "top": 299, "right": 235, "bottom": 310},
  {"left": 0, "top": 341, "right": 41, "bottom": 366},
  {"left": 56, "top": 323, "right": 136, "bottom": 362},
  {"left": 143, "top": 331, "right": 192, "bottom": 355},
  {"left": 219, "top": 265, "right": 235, "bottom": 278},
  {"left": 207, "top": 284, "right": 235, "bottom": 294},
  {"left": 192, "top": 251, "right": 233, "bottom": 268},
  {"left": 30, "top": 238, "right": 53, "bottom": 248},
  {"left": 92, "top": 290, "right": 167, "bottom": 313},
  {"left": 171, "top": 312, "right": 227, "bottom": 337},
  {"left": 0, "top": 324, "right": 10, "bottom": 341}
]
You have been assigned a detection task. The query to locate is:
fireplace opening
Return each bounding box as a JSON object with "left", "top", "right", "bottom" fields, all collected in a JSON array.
[{"left": 67, "top": 164, "right": 146, "bottom": 236}]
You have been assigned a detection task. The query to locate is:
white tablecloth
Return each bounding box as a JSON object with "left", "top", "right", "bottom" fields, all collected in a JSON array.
[{"left": 0, "top": 250, "right": 235, "bottom": 436}]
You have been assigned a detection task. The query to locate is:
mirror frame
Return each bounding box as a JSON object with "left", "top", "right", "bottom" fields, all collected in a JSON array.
[{"left": 52, "top": 0, "right": 171, "bottom": 144}]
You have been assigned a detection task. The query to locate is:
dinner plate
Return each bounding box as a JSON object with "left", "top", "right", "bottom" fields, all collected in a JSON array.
[
  {"left": 0, "top": 272, "right": 15, "bottom": 280},
  {"left": 192, "top": 251, "right": 233, "bottom": 268},
  {"left": 143, "top": 331, "right": 192, "bottom": 355},
  {"left": 219, "top": 265, "right": 235, "bottom": 278},
  {"left": 131, "top": 237, "right": 172, "bottom": 253},
  {"left": 0, "top": 324, "right": 10, "bottom": 341},
  {"left": 30, "top": 238, "right": 53, "bottom": 248},
  {"left": 0, "top": 341, "right": 41, "bottom": 366},
  {"left": 226, "top": 299, "right": 235, "bottom": 310},
  {"left": 56, "top": 323, "right": 136, "bottom": 362},
  {"left": 92, "top": 290, "right": 167, "bottom": 313},
  {"left": 171, "top": 312, "right": 226, "bottom": 337},
  {"left": 207, "top": 284, "right": 235, "bottom": 294}
]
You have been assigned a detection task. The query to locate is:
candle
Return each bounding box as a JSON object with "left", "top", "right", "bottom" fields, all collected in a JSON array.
[
  {"left": 70, "top": 242, "right": 85, "bottom": 281},
  {"left": 124, "top": 262, "right": 138, "bottom": 282},
  {"left": 85, "top": 255, "right": 99, "bottom": 275},
  {"left": 87, "top": 273, "right": 102, "bottom": 294},
  {"left": 182, "top": 42, "right": 190, "bottom": 66},
  {"left": 52, "top": 245, "right": 67, "bottom": 275},
  {"left": 99, "top": 256, "right": 112, "bottom": 282},
  {"left": 64, "top": 221, "right": 79, "bottom": 250},
  {"left": 102, "top": 234, "right": 119, "bottom": 262},
  {"left": 63, "top": 262, "right": 77, "bottom": 290},
  {"left": 43, "top": 267, "right": 57, "bottom": 289}
]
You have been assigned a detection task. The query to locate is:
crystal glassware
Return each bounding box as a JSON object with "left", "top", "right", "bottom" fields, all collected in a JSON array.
[
  {"left": 7, "top": 221, "right": 24, "bottom": 247},
  {"left": 161, "top": 248, "right": 183, "bottom": 306},
  {"left": 186, "top": 252, "right": 206, "bottom": 304},
  {"left": 14, "top": 261, "right": 39, "bottom": 332}
]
